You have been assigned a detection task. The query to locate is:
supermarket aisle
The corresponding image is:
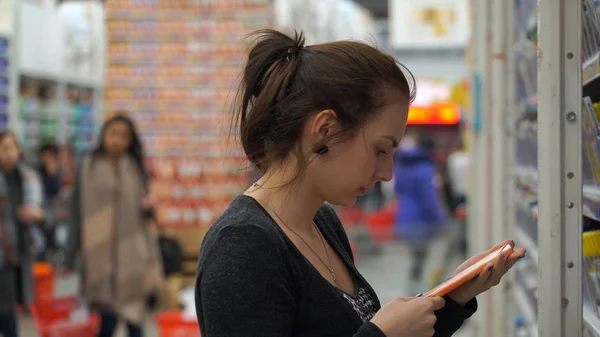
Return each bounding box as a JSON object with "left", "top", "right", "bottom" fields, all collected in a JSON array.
[{"left": 19, "top": 241, "right": 471, "bottom": 336}]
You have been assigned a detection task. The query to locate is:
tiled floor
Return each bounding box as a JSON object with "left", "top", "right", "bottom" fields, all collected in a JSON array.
[{"left": 18, "top": 240, "right": 472, "bottom": 337}]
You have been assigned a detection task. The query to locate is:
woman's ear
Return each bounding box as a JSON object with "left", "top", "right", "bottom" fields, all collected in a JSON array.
[{"left": 310, "top": 109, "right": 340, "bottom": 142}]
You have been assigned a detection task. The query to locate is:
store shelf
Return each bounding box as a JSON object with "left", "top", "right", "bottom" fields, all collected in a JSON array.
[
  {"left": 584, "top": 53, "right": 600, "bottom": 83},
  {"left": 516, "top": 226, "right": 539, "bottom": 265},
  {"left": 19, "top": 69, "right": 102, "bottom": 89},
  {"left": 585, "top": 308, "right": 600, "bottom": 337},
  {"left": 515, "top": 281, "right": 539, "bottom": 337},
  {"left": 583, "top": 185, "right": 600, "bottom": 221}
]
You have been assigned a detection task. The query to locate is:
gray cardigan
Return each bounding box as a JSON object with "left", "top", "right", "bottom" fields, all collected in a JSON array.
[{"left": 195, "top": 195, "right": 477, "bottom": 337}]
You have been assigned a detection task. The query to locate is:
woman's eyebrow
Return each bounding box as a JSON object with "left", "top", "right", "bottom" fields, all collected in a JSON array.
[{"left": 381, "top": 135, "right": 398, "bottom": 147}]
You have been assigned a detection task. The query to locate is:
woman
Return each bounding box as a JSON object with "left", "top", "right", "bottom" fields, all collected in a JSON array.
[
  {"left": 394, "top": 132, "right": 447, "bottom": 295},
  {"left": 0, "top": 131, "right": 44, "bottom": 337},
  {"left": 61, "top": 115, "right": 162, "bottom": 337},
  {"left": 195, "top": 29, "right": 525, "bottom": 337}
]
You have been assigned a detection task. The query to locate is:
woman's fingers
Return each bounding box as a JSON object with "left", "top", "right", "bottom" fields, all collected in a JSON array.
[
  {"left": 487, "top": 248, "right": 526, "bottom": 287},
  {"left": 489, "top": 240, "right": 515, "bottom": 252},
  {"left": 474, "top": 262, "right": 495, "bottom": 286},
  {"left": 503, "top": 248, "right": 526, "bottom": 272},
  {"left": 458, "top": 240, "right": 516, "bottom": 272}
]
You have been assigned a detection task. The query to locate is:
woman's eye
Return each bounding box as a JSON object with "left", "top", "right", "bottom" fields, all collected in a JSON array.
[{"left": 376, "top": 148, "right": 387, "bottom": 156}]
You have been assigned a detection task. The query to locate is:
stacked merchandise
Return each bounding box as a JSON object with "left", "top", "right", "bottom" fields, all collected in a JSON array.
[
  {"left": 16, "top": 80, "right": 96, "bottom": 158},
  {"left": 64, "top": 86, "right": 96, "bottom": 158},
  {"left": 582, "top": 97, "right": 600, "bottom": 335},
  {"left": 581, "top": 2, "right": 600, "bottom": 334},
  {"left": 104, "top": 1, "right": 272, "bottom": 261},
  {"left": 512, "top": 0, "right": 540, "bottom": 336},
  {"left": 583, "top": 0, "right": 600, "bottom": 84},
  {"left": 17, "top": 79, "right": 60, "bottom": 151},
  {"left": 0, "top": 36, "right": 8, "bottom": 130}
]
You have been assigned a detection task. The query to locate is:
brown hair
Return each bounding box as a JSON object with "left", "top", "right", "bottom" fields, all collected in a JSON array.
[
  {"left": 0, "top": 130, "right": 20, "bottom": 150},
  {"left": 232, "top": 29, "right": 416, "bottom": 180}
]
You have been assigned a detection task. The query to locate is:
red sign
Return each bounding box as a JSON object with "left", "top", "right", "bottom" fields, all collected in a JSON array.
[{"left": 407, "top": 102, "right": 461, "bottom": 125}]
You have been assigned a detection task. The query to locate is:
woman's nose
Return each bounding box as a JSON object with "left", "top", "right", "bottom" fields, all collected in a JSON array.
[{"left": 376, "top": 161, "right": 393, "bottom": 182}]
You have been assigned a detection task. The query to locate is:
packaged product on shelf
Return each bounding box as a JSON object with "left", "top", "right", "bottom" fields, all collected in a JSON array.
[
  {"left": 584, "top": 0, "right": 600, "bottom": 61},
  {"left": 105, "top": 0, "right": 270, "bottom": 240},
  {"left": 583, "top": 97, "right": 600, "bottom": 186},
  {"left": 583, "top": 229, "right": 600, "bottom": 316}
]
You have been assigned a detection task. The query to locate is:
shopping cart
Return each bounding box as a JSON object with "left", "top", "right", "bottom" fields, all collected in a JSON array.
[
  {"left": 365, "top": 203, "right": 396, "bottom": 243},
  {"left": 155, "top": 311, "right": 201, "bottom": 337},
  {"left": 30, "top": 296, "right": 100, "bottom": 337}
]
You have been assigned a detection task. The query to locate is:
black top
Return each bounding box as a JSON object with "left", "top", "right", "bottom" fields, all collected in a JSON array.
[
  {"left": 5, "top": 169, "right": 23, "bottom": 251},
  {"left": 195, "top": 195, "right": 477, "bottom": 337}
]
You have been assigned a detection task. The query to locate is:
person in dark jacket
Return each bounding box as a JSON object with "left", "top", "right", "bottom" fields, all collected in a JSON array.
[
  {"left": 195, "top": 29, "right": 525, "bottom": 337},
  {"left": 38, "top": 143, "right": 63, "bottom": 259},
  {"left": 0, "top": 131, "right": 44, "bottom": 337},
  {"left": 394, "top": 132, "right": 448, "bottom": 295}
]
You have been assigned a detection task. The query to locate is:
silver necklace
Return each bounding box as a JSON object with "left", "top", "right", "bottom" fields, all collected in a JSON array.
[{"left": 252, "top": 182, "right": 338, "bottom": 286}]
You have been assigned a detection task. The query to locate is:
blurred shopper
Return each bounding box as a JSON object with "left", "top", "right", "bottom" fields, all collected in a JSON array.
[
  {"left": 61, "top": 115, "right": 162, "bottom": 337},
  {"left": 444, "top": 140, "right": 471, "bottom": 263},
  {"left": 446, "top": 140, "right": 470, "bottom": 213},
  {"left": 195, "top": 29, "right": 524, "bottom": 337},
  {"left": 393, "top": 131, "right": 447, "bottom": 295},
  {"left": 0, "top": 131, "right": 45, "bottom": 337},
  {"left": 38, "top": 143, "right": 63, "bottom": 260}
]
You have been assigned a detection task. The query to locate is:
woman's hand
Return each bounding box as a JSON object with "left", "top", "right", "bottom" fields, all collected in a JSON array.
[
  {"left": 17, "top": 205, "right": 44, "bottom": 223},
  {"left": 448, "top": 240, "right": 526, "bottom": 305},
  {"left": 370, "top": 296, "right": 445, "bottom": 337}
]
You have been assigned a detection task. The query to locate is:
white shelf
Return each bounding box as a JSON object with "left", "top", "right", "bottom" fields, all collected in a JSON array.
[
  {"left": 515, "top": 282, "right": 539, "bottom": 337},
  {"left": 584, "top": 52, "right": 600, "bottom": 86},
  {"left": 19, "top": 68, "right": 102, "bottom": 89},
  {"left": 584, "top": 308, "right": 600, "bottom": 337},
  {"left": 515, "top": 166, "right": 539, "bottom": 193},
  {"left": 583, "top": 185, "right": 600, "bottom": 221},
  {"left": 516, "top": 226, "right": 539, "bottom": 265}
]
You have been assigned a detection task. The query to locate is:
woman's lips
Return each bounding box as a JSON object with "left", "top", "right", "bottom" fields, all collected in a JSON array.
[{"left": 358, "top": 188, "right": 366, "bottom": 195}]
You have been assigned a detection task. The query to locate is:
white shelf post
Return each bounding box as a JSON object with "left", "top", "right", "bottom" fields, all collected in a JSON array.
[
  {"left": 7, "top": 0, "right": 18, "bottom": 133},
  {"left": 504, "top": 0, "right": 518, "bottom": 333},
  {"left": 490, "top": 0, "right": 511, "bottom": 335},
  {"left": 537, "top": 1, "right": 582, "bottom": 337},
  {"left": 468, "top": 0, "right": 494, "bottom": 335}
]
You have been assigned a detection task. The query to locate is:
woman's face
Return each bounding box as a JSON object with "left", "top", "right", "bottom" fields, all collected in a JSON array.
[
  {"left": 103, "top": 121, "right": 132, "bottom": 157},
  {"left": 310, "top": 90, "right": 409, "bottom": 207},
  {"left": 40, "top": 151, "right": 59, "bottom": 175},
  {"left": 0, "top": 135, "right": 20, "bottom": 172}
]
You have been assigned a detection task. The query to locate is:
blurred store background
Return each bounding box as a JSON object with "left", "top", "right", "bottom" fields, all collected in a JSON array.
[{"left": 0, "top": 0, "right": 569, "bottom": 337}]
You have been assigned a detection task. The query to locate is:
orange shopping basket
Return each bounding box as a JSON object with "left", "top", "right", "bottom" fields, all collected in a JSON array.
[
  {"left": 30, "top": 296, "right": 100, "bottom": 337},
  {"left": 156, "top": 311, "right": 201, "bottom": 337},
  {"left": 366, "top": 203, "right": 396, "bottom": 243},
  {"left": 32, "top": 262, "right": 54, "bottom": 302}
]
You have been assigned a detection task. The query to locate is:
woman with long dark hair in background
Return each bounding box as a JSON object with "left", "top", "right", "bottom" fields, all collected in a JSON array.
[
  {"left": 60, "top": 114, "right": 163, "bottom": 337},
  {"left": 0, "top": 131, "right": 45, "bottom": 337}
]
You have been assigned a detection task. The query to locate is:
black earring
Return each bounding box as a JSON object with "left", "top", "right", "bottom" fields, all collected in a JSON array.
[{"left": 313, "top": 144, "right": 329, "bottom": 155}]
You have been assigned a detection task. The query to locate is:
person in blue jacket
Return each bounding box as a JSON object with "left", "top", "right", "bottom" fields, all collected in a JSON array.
[{"left": 393, "top": 131, "right": 447, "bottom": 295}]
